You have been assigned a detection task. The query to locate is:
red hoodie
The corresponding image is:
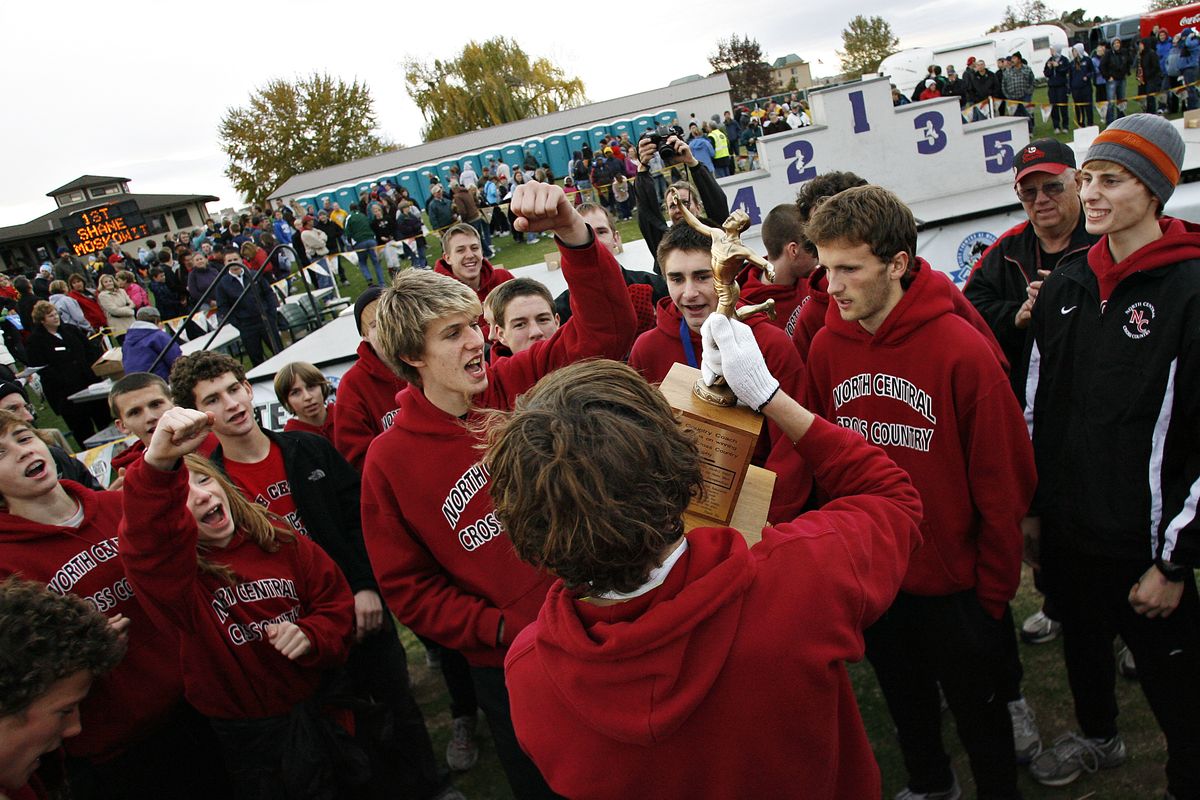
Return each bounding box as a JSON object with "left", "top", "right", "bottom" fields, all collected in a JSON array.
[
  {"left": 629, "top": 296, "right": 808, "bottom": 477},
  {"left": 738, "top": 264, "right": 810, "bottom": 337},
  {"left": 110, "top": 434, "right": 218, "bottom": 473},
  {"left": 333, "top": 341, "right": 407, "bottom": 472},
  {"left": 284, "top": 402, "right": 337, "bottom": 441},
  {"left": 792, "top": 266, "right": 1007, "bottom": 371},
  {"left": 793, "top": 267, "right": 830, "bottom": 363},
  {"left": 434, "top": 257, "right": 514, "bottom": 341},
  {"left": 362, "top": 236, "right": 636, "bottom": 667},
  {"left": 119, "top": 458, "right": 353, "bottom": 719},
  {"left": 803, "top": 260, "right": 1034, "bottom": 616},
  {"left": 0, "top": 483, "right": 183, "bottom": 761},
  {"left": 68, "top": 290, "right": 107, "bottom": 331},
  {"left": 505, "top": 417, "right": 923, "bottom": 800}
]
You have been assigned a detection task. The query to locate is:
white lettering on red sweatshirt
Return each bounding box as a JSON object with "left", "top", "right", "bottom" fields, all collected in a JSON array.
[
  {"left": 0, "top": 483, "right": 182, "bottom": 760},
  {"left": 361, "top": 234, "right": 637, "bottom": 667},
  {"left": 119, "top": 459, "right": 354, "bottom": 719},
  {"left": 803, "top": 259, "right": 1034, "bottom": 616}
]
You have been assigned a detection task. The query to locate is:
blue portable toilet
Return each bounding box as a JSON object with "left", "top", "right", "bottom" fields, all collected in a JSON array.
[
  {"left": 417, "top": 166, "right": 440, "bottom": 202},
  {"left": 656, "top": 109, "right": 678, "bottom": 127},
  {"left": 610, "top": 120, "right": 633, "bottom": 144},
  {"left": 588, "top": 124, "right": 610, "bottom": 151},
  {"left": 397, "top": 171, "right": 424, "bottom": 207},
  {"left": 524, "top": 139, "right": 548, "bottom": 170},
  {"left": 566, "top": 130, "right": 589, "bottom": 157},
  {"left": 459, "top": 153, "right": 483, "bottom": 178},
  {"left": 633, "top": 115, "right": 655, "bottom": 140},
  {"left": 295, "top": 197, "right": 317, "bottom": 215},
  {"left": 501, "top": 143, "right": 524, "bottom": 170},
  {"left": 334, "top": 187, "right": 357, "bottom": 210},
  {"left": 478, "top": 148, "right": 502, "bottom": 175},
  {"left": 543, "top": 134, "right": 569, "bottom": 177},
  {"left": 314, "top": 192, "right": 335, "bottom": 213},
  {"left": 435, "top": 160, "right": 458, "bottom": 186},
  {"left": 352, "top": 182, "right": 372, "bottom": 210}
]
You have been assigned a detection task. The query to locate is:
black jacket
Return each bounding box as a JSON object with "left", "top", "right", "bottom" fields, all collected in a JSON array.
[
  {"left": 1027, "top": 229, "right": 1200, "bottom": 566},
  {"left": 633, "top": 161, "right": 729, "bottom": 276},
  {"left": 25, "top": 325, "right": 98, "bottom": 410},
  {"left": 964, "top": 67, "right": 1001, "bottom": 104},
  {"left": 215, "top": 270, "right": 277, "bottom": 331},
  {"left": 210, "top": 429, "right": 377, "bottom": 594},
  {"left": 1139, "top": 37, "right": 1163, "bottom": 88},
  {"left": 51, "top": 444, "right": 102, "bottom": 489},
  {"left": 1101, "top": 45, "right": 1132, "bottom": 80},
  {"left": 964, "top": 210, "right": 1097, "bottom": 393}
]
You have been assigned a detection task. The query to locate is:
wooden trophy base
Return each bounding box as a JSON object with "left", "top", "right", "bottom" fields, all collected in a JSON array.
[{"left": 659, "top": 363, "right": 776, "bottom": 545}]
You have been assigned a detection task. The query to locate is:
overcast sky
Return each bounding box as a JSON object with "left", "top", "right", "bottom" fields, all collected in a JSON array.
[{"left": 1, "top": 0, "right": 1134, "bottom": 227}]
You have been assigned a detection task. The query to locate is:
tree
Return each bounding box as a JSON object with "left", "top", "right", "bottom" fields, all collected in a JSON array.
[
  {"left": 405, "top": 38, "right": 586, "bottom": 141},
  {"left": 219, "top": 73, "right": 394, "bottom": 204},
  {"left": 709, "top": 35, "right": 779, "bottom": 101},
  {"left": 838, "top": 15, "right": 900, "bottom": 76},
  {"left": 987, "top": 0, "right": 1058, "bottom": 32},
  {"left": 1148, "top": 0, "right": 1194, "bottom": 10}
]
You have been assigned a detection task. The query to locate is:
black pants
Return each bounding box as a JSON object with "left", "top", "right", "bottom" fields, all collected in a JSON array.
[
  {"left": 469, "top": 665, "right": 560, "bottom": 800},
  {"left": 419, "top": 635, "right": 479, "bottom": 719},
  {"left": 1049, "top": 86, "right": 1070, "bottom": 129},
  {"left": 348, "top": 628, "right": 445, "bottom": 800},
  {"left": 237, "top": 321, "right": 282, "bottom": 366},
  {"left": 865, "top": 590, "right": 1019, "bottom": 800},
  {"left": 1140, "top": 83, "right": 1158, "bottom": 114},
  {"left": 66, "top": 701, "right": 230, "bottom": 800},
  {"left": 59, "top": 396, "right": 110, "bottom": 446},
  {"left": 1041, "top": 544, "right": 1200, "bottom": 799},
  {"left": 1074, "top": 92, "right": 1095, "bottom": 127}
]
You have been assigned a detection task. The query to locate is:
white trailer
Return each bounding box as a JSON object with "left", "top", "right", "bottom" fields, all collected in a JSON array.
[{"left": 879, "top": 25, "right": 1069, "bottom": 96}]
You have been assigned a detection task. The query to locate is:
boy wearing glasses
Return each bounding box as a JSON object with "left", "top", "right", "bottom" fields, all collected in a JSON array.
[{"left": 965, "top": 138, "right": 1098, "bottom": 391}]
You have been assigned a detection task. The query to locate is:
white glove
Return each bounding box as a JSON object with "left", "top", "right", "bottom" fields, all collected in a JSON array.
[{"left": 700, "top": 315, "right": 781, "bottom": 411}]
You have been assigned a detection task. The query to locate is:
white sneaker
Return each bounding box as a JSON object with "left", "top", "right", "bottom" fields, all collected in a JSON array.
[
  {"left": 1117, "top": 644, "right": 1138, "bottom": 680},
  {"left": 1008, "top": 696, "right": 1043, "bottom": 764},
  {"left": 446, "top": 715, "right": 479, "bottom": 771},
  {"left": 1020, "top": 610, "right": 1062, "bottom": 644},
  {"left": 1029, "top": 732, "right": 1126, "bottom": 787},
  {"left": 894, "top": 773, "right": 962, "bottom": 800}
]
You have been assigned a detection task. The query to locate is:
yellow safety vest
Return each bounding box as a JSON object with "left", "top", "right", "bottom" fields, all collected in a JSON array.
[{"left": 709, "top": 128, "right": 730, "bottom": 160}]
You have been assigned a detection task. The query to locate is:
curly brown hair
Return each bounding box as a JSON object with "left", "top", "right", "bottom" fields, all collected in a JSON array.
[
  {"left": 794, "top": 171, "right": 868, "bottom": 257},
  {"left": 169, "top": 351, "right": 246, "bottom": 409},
  {"left": 483, "top": 360, "right": 702, "bottom": 595},
  {"left": 0, "top": 576, "right": 125, "bottom": 717}
]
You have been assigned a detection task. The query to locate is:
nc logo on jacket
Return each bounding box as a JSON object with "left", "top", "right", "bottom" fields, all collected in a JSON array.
[
  {"left": 1124, "top": 301, "right": 1155, "bottom": 340},
  {"left": 307, "top": 469, "right": 325, "bottom": 481}
]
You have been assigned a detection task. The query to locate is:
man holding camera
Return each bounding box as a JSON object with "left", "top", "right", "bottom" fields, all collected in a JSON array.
[{"left": 633, "top": 126, "right": 730, "bottom": 276}]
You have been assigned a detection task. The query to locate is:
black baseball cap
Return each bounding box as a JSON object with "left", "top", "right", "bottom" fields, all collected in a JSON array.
[{"left": 1015, "top": 138, "right": 1076, "bottom": 182}]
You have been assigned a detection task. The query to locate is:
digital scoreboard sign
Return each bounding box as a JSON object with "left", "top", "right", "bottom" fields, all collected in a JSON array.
[{"left": 64, "top": 200, "right": 149, "bottom": 257}]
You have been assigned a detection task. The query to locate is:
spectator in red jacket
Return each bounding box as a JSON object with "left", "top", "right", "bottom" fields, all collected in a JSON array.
[{"left": 496, "top": 357, "right": 922, "bottom": 800}]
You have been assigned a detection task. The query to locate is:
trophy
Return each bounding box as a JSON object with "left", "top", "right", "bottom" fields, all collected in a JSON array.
[
  {"left": 658, "top": 189, "right": 779, "bottom": 537},
  {"left": 667, "top": 187, "right": 777, "bottom": 406}
]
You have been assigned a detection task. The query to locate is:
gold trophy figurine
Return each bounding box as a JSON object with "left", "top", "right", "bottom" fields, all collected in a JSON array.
[{"left": 667, "top": 187, "right": 777, "bottom": 407}]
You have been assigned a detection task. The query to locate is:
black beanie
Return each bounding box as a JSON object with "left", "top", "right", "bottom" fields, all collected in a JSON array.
[
  {"left": 0, "top": 381, "right": 28, "bottom": 408},
  {"left": 354, "top": 286, "right": 383, "bottom": 335}
]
